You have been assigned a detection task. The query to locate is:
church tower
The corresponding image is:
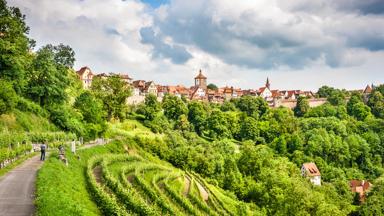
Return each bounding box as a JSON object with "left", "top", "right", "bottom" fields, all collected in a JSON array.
[
  {"left": 194, "top": 69, "right": 207, "bottom": 89},
  {"left": 265, "top": 77, "right": 270, "bottom": 89}
]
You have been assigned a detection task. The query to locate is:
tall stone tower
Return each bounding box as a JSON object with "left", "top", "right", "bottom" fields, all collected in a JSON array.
[{"left": 194, "top": 69, "right": 207, "bottom": 89}]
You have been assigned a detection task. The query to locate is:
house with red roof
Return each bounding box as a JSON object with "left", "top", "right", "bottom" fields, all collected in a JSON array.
[
  {"left": 301, "top": 162, "right": 321, "bottom": 186},
  {"left": 350, "top": 180, "right": 372, "bottom": 203},
  {"left": 76, "top": 66, "right": 94, "bottom": 89}
]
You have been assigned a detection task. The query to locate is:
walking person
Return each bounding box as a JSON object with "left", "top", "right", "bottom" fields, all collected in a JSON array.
[{"left": 40, "top": 143, "right": 46, "bottom": 161}]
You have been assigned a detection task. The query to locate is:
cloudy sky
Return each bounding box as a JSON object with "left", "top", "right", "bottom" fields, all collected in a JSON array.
[{"left": 8, "top": 0, "right": 384, "bottom": 90}]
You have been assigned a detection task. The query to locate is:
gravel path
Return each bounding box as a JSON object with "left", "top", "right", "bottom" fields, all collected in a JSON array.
[{"left": 0, "top": 154, "right": 44, "bottom": 216}]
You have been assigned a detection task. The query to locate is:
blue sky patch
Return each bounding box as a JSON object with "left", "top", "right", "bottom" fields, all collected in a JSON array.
[{"left": 140, "top": 0, "right": 169, "bottom": 8}]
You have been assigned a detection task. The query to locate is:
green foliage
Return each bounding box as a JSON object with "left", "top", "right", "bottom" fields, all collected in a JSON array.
[
  {"left": 359, "top": 176, "right": 384, "bottom": 215},
  {"left": 74, "top": 91, "right": 106, "bottom": 139},
  {"left": 239, "top": 116, "right": 259, "bottom": 141},
  {"left": 221, "top": 101, "right": 237, "bottom": 112},
  {"left": 46, "top": 104, "right": 86, "bottom": 137},
  {"left": 317, "top": 85, "right": 336, "bottom": 98},
  {"left": 137, "top": 94, "right": 161, "bottom": 121},
  {"left": 294, "top": 96, "right": 309, "bottom": 117},
  {"left": 188, "top": 101, "right": 207, "bottom": 135},
  {"left": 16, "top": 97, "right": 47, "bottom": 116},
  {"left": 374, "top": 84, "right": 384, "bottom": 96},
  {"left": 36, "top": 141, "right": 128, "bottom": 216},
  {"left": 74, "top": 91, "right": 104, "bottom": 123},
  {"left": 305, "top": 103, "right": 348, "bottom": 119},
  {"left": 26, "top": 45, "right": 72, "bottom": 106},
  {"left": 207, "top": 83, "right": 218, "bottom": 90},
  {"left": 206, "top": 109, "right": 231, "bottom": 139},
  {"left": 350, "top": 102, "right": 372, "bottom": 121},
  {"left": 91, "top": 75, "right": 131, "bottom": 121},
  {"left": 368, "top": 91, "right": 384, "bottom": 119},
  {"left": 234, "top": 96, "right": 268, "bottom": 119},
  {"left": 0, "top": 79, "right": 18, "bottom": 114},
  {"left": 317, "top": 86, "right": 347, "bottom": 105},
  {"left": 162, "top": 94, "right": 188, "bottom": 121},
  {"left": 0, "top": 0, "right": 32, "bottom": 91}
]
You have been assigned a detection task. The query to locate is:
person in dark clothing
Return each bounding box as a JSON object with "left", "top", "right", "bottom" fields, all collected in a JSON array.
[{"left": 40, "top": 143, "right": 46, "bottom": 161}]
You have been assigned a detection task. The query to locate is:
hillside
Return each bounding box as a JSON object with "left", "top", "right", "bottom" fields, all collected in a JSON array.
[{"left": 1, "top": 0, "right": 384, "bottom": 215}]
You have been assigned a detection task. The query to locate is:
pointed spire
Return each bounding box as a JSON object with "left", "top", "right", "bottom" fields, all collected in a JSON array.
[
  {"left": 195, "top": 69, "right": 207, "bottom": 79},
  {"left": 266, "top": 77, "right": 270, "bottom": 89}
]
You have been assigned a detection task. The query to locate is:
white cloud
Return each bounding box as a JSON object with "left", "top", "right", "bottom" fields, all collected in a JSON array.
[{"left": 8, "top": 0, "right": 384, "bottom": 91}]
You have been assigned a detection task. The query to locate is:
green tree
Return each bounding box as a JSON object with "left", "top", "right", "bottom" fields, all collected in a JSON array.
[
  {"left": 175, "top": 114, "right": 191, "bottom": 131},
  {"left": 294, "top": 96, "right": 309, "bottom": 117},
  {"left": 74, "top": 91, "right": 105, "bottom": 124},
  {"left": 317, "top": 86, "right": 346, "bottom": 106},
  {"left": 27, "top": 45, "right": 72, "bottom": 106},
  {"left": 359, "top": 177, "right": 384, "bottom": 216},
  {"left": 328, "top": 90, "right": 346, "bottom": 106},
  {"left": 0, "top": 79, "right": 18, "bottom": 114},
  {"left": 162, "top": 94, "right": 188, "bottom": 121},
  {"left": 368, "top": 91, "right": 384, "bottom": 119},
  {"left": 73, "top": 92, "right": 106, "bottom": 139},
  {"left": 317, "top": 85, "right": 335, "bottom": 98},
  {"left": 374, "top": 84, "right": 384, "bottom": 96},
  {"left": 347, "top": 93, "right": 363, "bottom": 115},
  {"left": 0, "top": 0, "right": 32, "bottom": 92},
  {"left": 221, "top": 101, "right": 237, "bottom": 112},
  {"left": 187, "top": 101, "right": 207, "bottom": 135},
  {"left": 138, "top": 94, "right": 161, "bottom": 121},
  {"left": 206, "top": 109, "right": 231, "bottom": 139},
  {"left": 239, "top": 116, "right": 259, "bottom": 141},
  {"left": 207, "top": 83, "right": 218, "bottom": 90},
  {"left": 349, "top": 102, "right": 372, "bottom": 121},
  {"left": 91, "top": 75, "right": 131, "bottom": 120},
  {"left": 234, "top": 95, "right": 268, "bottom": 118}
]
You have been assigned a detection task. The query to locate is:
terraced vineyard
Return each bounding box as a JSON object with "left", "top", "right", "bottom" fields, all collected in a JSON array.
[{"left": 86, "top": 153, "right": 254, "bottom": 216}]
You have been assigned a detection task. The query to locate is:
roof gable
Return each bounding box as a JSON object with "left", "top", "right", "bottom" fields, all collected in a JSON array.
[{"left": 302, "top": 162, "right": 321, "bottom": 176}]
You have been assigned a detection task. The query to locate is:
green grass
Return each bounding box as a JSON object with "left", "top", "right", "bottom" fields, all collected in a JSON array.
[
  {"left": 105, "top": 119, "right": 163, "bottom": 139},
  {"left": 84, "top": 151, "right": 256, "bottom": 216},
  {"left": 35, "top": 141, "right": 127, "bottom": 216},
  {"left": 36, "top": 133, "right": 256, "bottom": 216},
  {"left": 0, "top": 110, "right": 57, "bottom": 133}
]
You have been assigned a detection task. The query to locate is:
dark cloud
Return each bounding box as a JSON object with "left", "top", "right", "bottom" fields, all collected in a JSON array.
[
  {"left": 140, "top": 27, "right": 192, "bottom": 64},
  {"left": 334, "top": 0, "right": 384, "bottom": 15},
  {"left": 104, "top": 27, "right": 120, "bottom": 36},
  {"left": 150, "top": 5, "right": 338, "bottom": 69},
  {"left": 144, "top": 0, "right": 384, "bottom": 70}
]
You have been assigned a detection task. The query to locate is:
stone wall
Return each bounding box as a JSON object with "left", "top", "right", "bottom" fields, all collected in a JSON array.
[{"left": 273, "top": 98, "right": 327, "bottom": 109}]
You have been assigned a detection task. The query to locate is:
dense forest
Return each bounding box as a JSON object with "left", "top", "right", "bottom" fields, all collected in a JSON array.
[{"left": 1, "top": 0, "right": 384, "bottom": 215}]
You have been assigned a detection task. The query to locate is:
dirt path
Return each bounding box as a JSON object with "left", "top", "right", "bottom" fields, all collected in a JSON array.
[
  {"left": 196, "top": 180, "right": 209, "bottom": 201},
  {"left": 183, "top": 175, "right": 191, "bottom": 196},
  {"left": 0, "top": 154, "right": 45, "bottom": 216}
]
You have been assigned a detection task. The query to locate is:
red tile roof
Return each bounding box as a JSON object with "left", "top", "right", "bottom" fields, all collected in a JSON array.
[
  {"left": 76, "top": 66, "right": 93, "bottom": 76},
  {"left": 133, "top": 80, "right": 146, "bottom": 88},
  {"left": 302, "top": 162, "right": 321, "bottom": 177},
  {"left": 350, "top": 180, "right": 372, "bottom": 202},
  {"left": 119, "top": 74, "right": 132, "bottom": 80},
  {"left": 364, "top": 85, "right": 372, "bottom": 94}
]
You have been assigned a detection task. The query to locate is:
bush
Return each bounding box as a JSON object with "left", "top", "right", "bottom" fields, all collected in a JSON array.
[
  {"left": 16, "top": 97, "right": 47, "bottom": 117},
  {"left": 0, "top": 79, "right": 18, "bottom": 114}
]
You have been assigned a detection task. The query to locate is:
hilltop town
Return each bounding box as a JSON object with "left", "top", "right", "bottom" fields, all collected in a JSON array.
[{"left": 76, "top": 66, "right": 373, "bottom": 107}]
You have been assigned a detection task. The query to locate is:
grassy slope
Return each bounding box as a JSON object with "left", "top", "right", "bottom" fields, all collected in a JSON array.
[
  {"left": 36, "top": 120, "right": 257, "bottom": 215},
  {"left": 0, "top": 110, "right": 57, "bottom": 133},
  {"left": 35, "top": 142, "right": 130, "bottom": 216},
  {"left": 0, "top": 110, "right": 58, "bottom": 175}
]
